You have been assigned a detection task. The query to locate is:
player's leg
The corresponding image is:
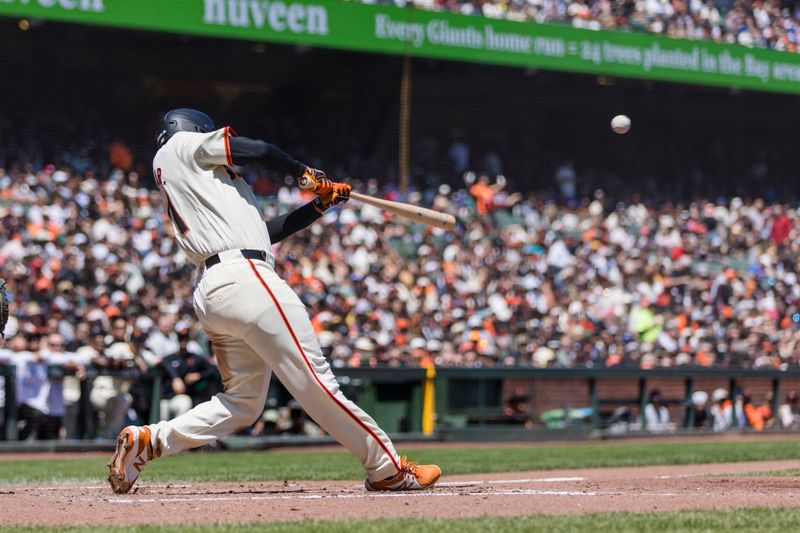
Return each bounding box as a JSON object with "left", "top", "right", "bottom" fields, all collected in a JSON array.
[
  {"left": 244, "top": 317, "right": 399, "bottom": 480},
  {"left": 191, "top": 263, "right": 394, "bottom": 474},
  {"left": 108, "top": 334, "right": 270, "bottom": 493},
  {"left": 241, "top": 260, "right": 439, "bottom": 488},
  {"left": 147, "top": 334, "right": 270, "bottom": 455}
]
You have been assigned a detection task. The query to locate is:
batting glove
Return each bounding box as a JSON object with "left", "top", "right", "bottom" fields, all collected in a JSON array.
[
  {"left": 299, "top": 166, "right": 334, "bottom": 195},
  {"left": 313, "top": 182, "right": 351, "bottom": 213}
]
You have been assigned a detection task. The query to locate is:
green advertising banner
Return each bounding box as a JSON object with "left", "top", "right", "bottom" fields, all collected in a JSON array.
[{"left": 3, "top": 0, "right": 800, "bottom": 94}]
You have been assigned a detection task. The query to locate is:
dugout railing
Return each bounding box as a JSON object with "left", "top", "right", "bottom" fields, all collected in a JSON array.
[
  {"left": 2, "top": 364, "right": 800, "bottom": 442},
  {"left": 431, "top": 367, "right": 800, "bottom": 437}
]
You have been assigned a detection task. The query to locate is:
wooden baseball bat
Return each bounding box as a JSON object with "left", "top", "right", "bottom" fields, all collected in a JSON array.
[
  {"left": 298, "top": 177, "right": 456, "bottom": 231},
  {"left": 350, "top": 192, "right": 456, "bottom": 231}
]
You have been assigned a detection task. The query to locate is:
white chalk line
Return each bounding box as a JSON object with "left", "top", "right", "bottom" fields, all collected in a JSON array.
[
  {"left": 26, "top": 484, "right": 187, "bottom": 491},
  {"left": 20, "top": 477, "right": 584, "bottom": 492},
  {"left": 108, "top": 488, "right": 597, "bottom": 504},
  {"left": 24, "top": 477, "right": 585, "bottom": 492},
  {"left": 438, "top": 476, "right": 585, "bottom": 487},
  {"left": 492, "top": 477, "right": 585, "bottom": 483}
]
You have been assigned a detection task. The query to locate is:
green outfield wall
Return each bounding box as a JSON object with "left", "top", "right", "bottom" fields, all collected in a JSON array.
[{"left": 3, "top": 0, "right": 800, "bottom": 94}]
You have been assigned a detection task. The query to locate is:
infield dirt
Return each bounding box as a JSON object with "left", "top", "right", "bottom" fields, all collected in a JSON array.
[{"left": 2, "top": 459, "right": 799, "bottom": 527}]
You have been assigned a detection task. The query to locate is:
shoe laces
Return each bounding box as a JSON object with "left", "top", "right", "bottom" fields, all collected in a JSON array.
[{"left": 399, "top": 456, "right": 420, "bottom": 478}]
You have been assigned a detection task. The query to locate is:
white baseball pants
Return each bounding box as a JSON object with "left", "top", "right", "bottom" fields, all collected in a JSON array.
[{"left": 147, "top": 253, "right": 401, "bottom": 481}]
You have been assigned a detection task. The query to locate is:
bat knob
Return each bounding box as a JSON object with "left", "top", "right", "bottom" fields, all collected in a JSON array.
[{"left": 297, "top": 176, "right": 313, "bottom": 190}]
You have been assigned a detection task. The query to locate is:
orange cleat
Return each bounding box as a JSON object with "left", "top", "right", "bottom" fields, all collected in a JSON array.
[
  {"left": 365, "top": 456, "right": 441, "bottom": 491},
  {"left": 107, "top": 425, "right": 155, "bottom": 494}
]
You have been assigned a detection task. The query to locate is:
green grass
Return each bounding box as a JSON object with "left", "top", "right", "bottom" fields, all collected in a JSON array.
[
  {"left": 5, "top": 508, "right": 800, "bottom": 532},
  {"left": 2, "top": 439, "right": 800, "bottom": 485},
  {"left": 738, "top": 468, "right": 800, "bottom": 477}
]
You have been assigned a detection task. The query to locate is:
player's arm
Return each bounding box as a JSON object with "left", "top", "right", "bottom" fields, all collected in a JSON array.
[
  {"left": 227, "top": 137, "right": 307, "bottom": 176},
  {"left": 228, "top": 137, "right": 340, "bottom": 195},
  {"left": 266, "top": 183, "right": 351, "bottom": 244},
  {"left": 266, "top": 202, "right": 320, "bottom": 244},
  {"left": 191, "top": 128, "right": 305, "bottom": 175},
  {"left": 193, "top": 128, "right": 339, "bottom": 195},
  {"left": 226, "top": 135, "right": 351, "bottom": 242}
]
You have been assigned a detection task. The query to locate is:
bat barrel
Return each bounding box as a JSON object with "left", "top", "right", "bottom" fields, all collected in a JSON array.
[{"left": 350, "top": 192, "right": 456, "bottom": 231}]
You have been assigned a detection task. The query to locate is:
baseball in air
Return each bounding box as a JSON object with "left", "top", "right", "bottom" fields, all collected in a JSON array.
[{"left": 611, "top": 115, "right": 631, "bottom": 134}]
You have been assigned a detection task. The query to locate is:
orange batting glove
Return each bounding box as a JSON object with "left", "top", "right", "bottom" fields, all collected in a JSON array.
[
  {"left": 313, "top": 182, "right": 352, "bottom": 213},
  {"left": 299, "top": 166, "right": 334, "bottom": 195}
]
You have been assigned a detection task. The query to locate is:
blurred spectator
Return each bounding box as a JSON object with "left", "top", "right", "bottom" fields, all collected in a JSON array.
[
  {"left": 448, "top": 138, "right": 470, "bottom": 176},
  {"left": 684, "top": 390, "right": 712, "bottom": 428},
  {"left": 11, "top": 333, "right": 81, "bottom": 440},
  {"left": 554, "top": 161, "right": 577, "bottom": 201},
  {"left": 468, "top": 173, "right": 496, "bottom": 215},
  {"left": 251, "top": 400, "right": 324, "bottom": 437},
  {"left": 252, "top": 406, "right": 282, "bottom": 436},
  {"left": 82, "top": 322, "right": 136, "bottom": 439},
  {"left": 742, "top": 388, "right": 767, "bottom": 430},
  {"left": 757, "top": 390, "right": 775, "bottom": 428},
  {"left": 14, "top": 335, "right": 59, "bottom": 440},
  {"left": 711, "top": 387, "right": 734, "bottom": 431},
  {"left": 146, "top": 316, "right": 180, "bottom": 361},
  {"left": 504, "top": 387, "right": 533, "bottom": 428},
  {"left": 278, "top": 400, "right": 324, "bottom": 436},
  {"left": 128, "top": 326, "right": 161, "bottom": 423},
  {"left": 770, "top": 205, "right": 792, "bottom": 246},
  {"left": 44, "top": 333, "right": 88, "bottom": 440},
  {"left": 65, "top": 322, "right": 90, "bottom": 353},
  {"left": 778, "top": 390, "right": 800, "bottom": 428},
  {"left": 643, "top": 389, "right": 675, "bottom": 432},
  {"left": 159, "top": 328, "right": 218, "bottom": 420}
]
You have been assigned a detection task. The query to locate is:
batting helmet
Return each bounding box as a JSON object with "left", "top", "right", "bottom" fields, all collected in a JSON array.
[{"left": 155, "top": 108, "right": 216, "bottom": 148}]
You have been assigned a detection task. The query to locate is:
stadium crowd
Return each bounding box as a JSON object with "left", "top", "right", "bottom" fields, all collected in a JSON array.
[
  {"left": 366, "top": 0, "right": 800, "bottom": 53},
  {"left": 3, "top": 157, "right": 800, "bottom": 438}
]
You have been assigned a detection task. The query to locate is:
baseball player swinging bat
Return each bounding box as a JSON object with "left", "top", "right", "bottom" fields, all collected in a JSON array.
[
  {"left": 107, "top": 108, "right": 441, "bottom": 496},
  {"left": 298, "top": 177, "right": 456, "bottom": 231}
]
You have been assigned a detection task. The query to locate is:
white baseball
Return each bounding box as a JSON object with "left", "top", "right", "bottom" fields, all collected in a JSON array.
[{"left": 611, "top": 115, "right": 631, "bottom": 134}]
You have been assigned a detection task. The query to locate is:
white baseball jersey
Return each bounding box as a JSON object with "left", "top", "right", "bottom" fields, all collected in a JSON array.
[{"left": 152, "top": 127, "right": 271, "bottom": 265}]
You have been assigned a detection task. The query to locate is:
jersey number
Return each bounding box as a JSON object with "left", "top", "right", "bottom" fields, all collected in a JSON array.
[{"left": 154, "top": 168, "right": 189, "bottom": 235}]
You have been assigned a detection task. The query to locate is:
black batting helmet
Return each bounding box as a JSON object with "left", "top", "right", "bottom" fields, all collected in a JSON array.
[{"left": 155, "top": 108, "right": 216, "bottom": 148}]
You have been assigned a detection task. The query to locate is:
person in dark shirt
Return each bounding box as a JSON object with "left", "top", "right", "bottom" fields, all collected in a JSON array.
[
  {"left": 683, "top": 390, "right": 712, "bottom": 429},
  {"left": 159, "top": 328, "right": 218, "bottom": 420}
]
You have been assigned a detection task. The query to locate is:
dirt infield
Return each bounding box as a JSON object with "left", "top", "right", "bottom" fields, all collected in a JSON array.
[{"left": 2, "top": 460, "right": 800, "bottom": 527}]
